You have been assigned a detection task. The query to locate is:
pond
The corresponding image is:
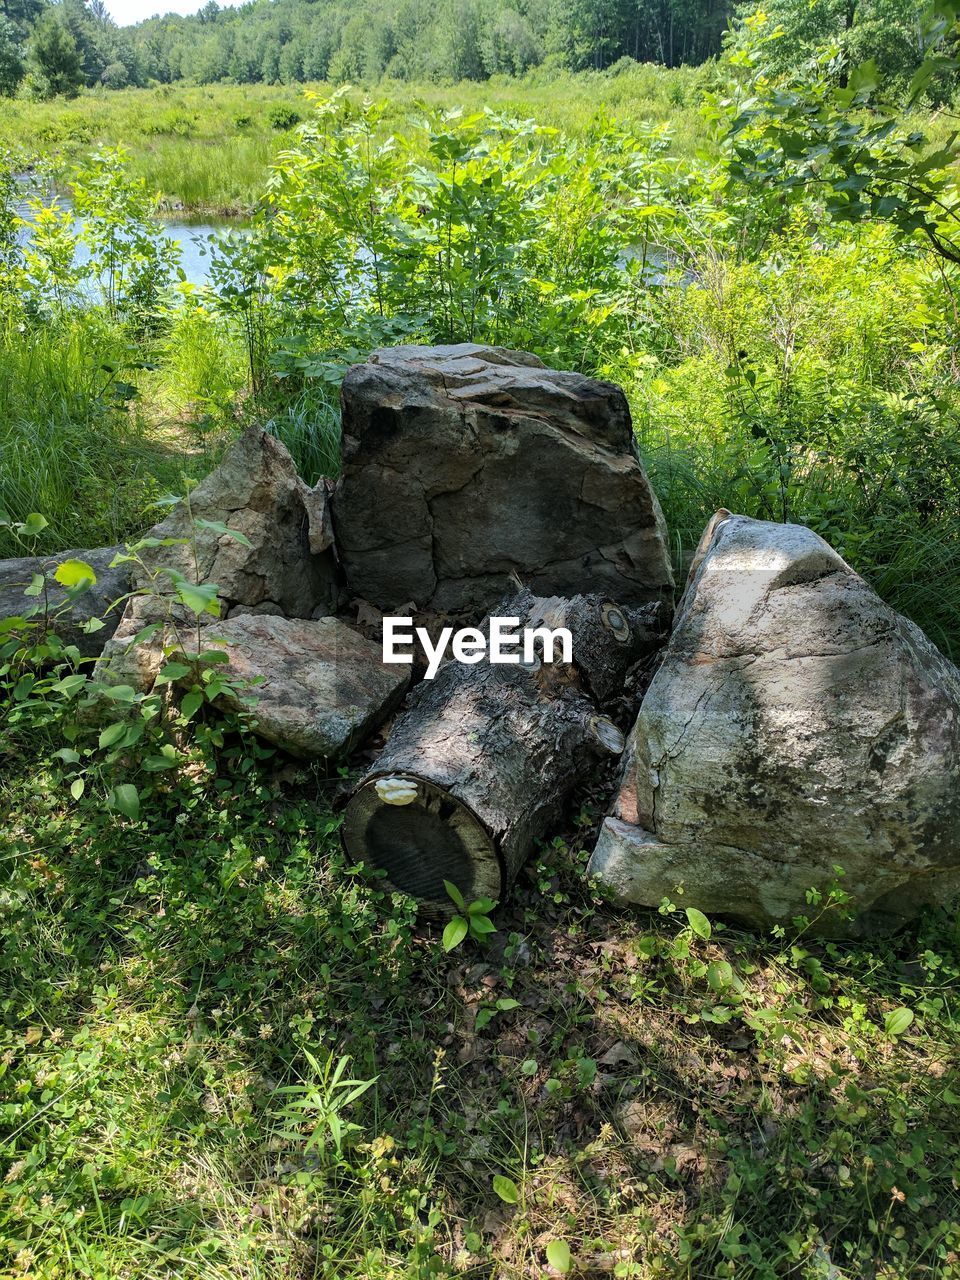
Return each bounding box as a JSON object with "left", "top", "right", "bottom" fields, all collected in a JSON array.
[{"left": 13, "top": 176, "right": 238, "bottom": 289}]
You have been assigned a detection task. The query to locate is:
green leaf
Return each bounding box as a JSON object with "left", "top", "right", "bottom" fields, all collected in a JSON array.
[
  {"left": 98, "top": 721, "right": 127, "bottom": 750},
  {"left": 173, "top": 580, "right": 220, "bottom": 618},
  {"left": 442, "top": 915, "right": 468, "bottom": 952},
  {"left": 707, "top": 960, "right": 733, "bottom": 991},
  {"left": 98, "top": 684, "right": 137, "bottom": 703},
  {"left": 54, "top": 559, "right": 97, "bottom": 589},
  {"left": 467, "top": 895, "right": 496, "bottom": 915},
  {"left": 194, "top": 518, "right": 253, "bottom": 547},
  {"left": 475, "top": 1006, "right": 496, "bottom": 1031},
  {"left": 24, "top": 573, "right": 45, "bottom": 598},
  {"left": 156, "top": 661, "right": 192, "bottom": 685},
  {"left": 495, "top": 998, "right": 520, "bottom": 1011},
  {"left": 884, "top": 1007, "right": 914, "bottom": 1038},
  {"left": 443, "top": 879, "right": 466, "bottom": 911},
  {"left": 546, "top": 1239, "right": 571, "bottom": 1273},
  {"left": 685, "top": 907, "right": 711, "bottom": 940},
  {"left": 70, "top": 777, "right": 85, "bottom": 800},
  {"left": 492, "top": 1174, "right": 519, "bottom": 1205},
  {"left": 21, "top": 513, "right": 48, "bottom": 536},
  {"left": 110, "top": 784, "right": 140, "bottom": 822},
  {"left": 469, "top": 915, "right": 497, "bottom": 936},
  {"left": 180, "top": 690, "right": 203, "bottom": 720},
  {"left": 54, "top": 748, "right": 81, "bottom": 764}
]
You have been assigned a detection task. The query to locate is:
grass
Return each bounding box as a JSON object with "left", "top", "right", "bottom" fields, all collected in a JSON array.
[
  {"left": 0, "top": 309, "right": 234, "bottom": 559},
  {"left": 0, "top": 66, "right": 711, "bottom": 216},
  {"left": 1, "top": 747, "right": 958, "bottom": 1279}
]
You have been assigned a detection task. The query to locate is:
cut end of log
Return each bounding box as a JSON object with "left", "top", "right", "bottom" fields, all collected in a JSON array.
[{"left": 342, "top": 774, "right": 503, "bottom": 915}]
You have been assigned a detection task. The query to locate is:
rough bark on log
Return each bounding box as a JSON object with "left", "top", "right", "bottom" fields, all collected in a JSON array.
[{"left": 342, "top": 590, "right": 663, "bottom": 914}]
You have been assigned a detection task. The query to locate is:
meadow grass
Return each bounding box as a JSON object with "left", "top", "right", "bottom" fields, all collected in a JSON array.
[
  {"left": 1, "top": 749, "right": 957, "bottom": 1278},
  {"left": 0, "top": 66, "right": 711, "bottom": 214}
]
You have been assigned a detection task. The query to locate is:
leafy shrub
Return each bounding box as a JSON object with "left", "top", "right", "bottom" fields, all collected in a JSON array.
[{"left": 267, "top": 103, "right": 301, "bottom": 130}]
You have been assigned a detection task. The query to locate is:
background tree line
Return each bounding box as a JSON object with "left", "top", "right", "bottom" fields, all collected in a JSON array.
[{"left": 0, "top": 0, "right": 954, "bottom": 102}]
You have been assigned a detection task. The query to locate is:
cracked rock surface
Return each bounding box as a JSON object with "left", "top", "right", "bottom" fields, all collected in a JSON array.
[
  {"left": 588, "top": 512, "right": 960, "bottom": 935},
  {"left": 133, "top": 425, "right": 340, "bottom": 620},
  {"left": 100, "top": 426, "right": 343, "bottom": 691},
  {"left": 332, "top": 343, "right": 675, "bottom": 615},
  {"left": 179, "top": 614, "right": 409, "bottom": 758}
]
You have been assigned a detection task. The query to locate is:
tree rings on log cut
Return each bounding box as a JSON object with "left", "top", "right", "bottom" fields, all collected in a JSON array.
[
  {"left": 343, "top": 774, "right": 502, "bottom": 913},
  {"left": 341, "top": 589, "right": 656, "bottom": 917}
]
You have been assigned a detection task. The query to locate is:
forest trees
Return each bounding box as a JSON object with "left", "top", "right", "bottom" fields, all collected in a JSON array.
[
  {"left": 0, "top": 0, "right": 957, "bottom": 102},
  {"left": 26, "top": 9, "right": 84, "bottom": 97}
]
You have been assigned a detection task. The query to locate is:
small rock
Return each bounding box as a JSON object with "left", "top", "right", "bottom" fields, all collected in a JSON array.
[
  {"left": 178, "top": 613, "right": 409, "bottom": 758},
  {"left": 0, "top": 546, "right": 129, "bottom": 657},
  {"left": 131, "top": 425, "right": 341, "bottom": 619}
]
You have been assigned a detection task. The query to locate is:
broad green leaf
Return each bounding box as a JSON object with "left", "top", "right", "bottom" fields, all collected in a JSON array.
[
  {"left": 492, "top": 1174, "right": 519, "bottom": 1205},
  {"left": 475, "top": 1006, "right": 496, "bottom": 1030},
  {"left": 194, "top": 518, "right": 253, "bottom": 547},
  {"left": 54, "top": 559, "right": 97, "bottom": 589},
  {"left": 884, "top": 1007, "right": 914, "bottom": 1037},
  {"left": 469, "top": 915, "right": 497, "bottom": 935},
  {"left": 686, "top": 907, "right": 711, "bottom": 940},
  {"left": 70, "top": 778, "right": 85, "bottom": 800},
  {"left": 174, "top": 580, "right": 221, "bottom": 618},
  {"left": 21, "top": 513, "right": 48, "bottom": 536},
  {"left": 156, "top": 661, "right": 192, "bottom": 685},
  {"left": 443, "top": 878, "right": 466, "bottom": 911},
  {"left": 467, "top": 896, "right": 496, "bottom": 914},
  {"left": 180, "top": 690, "right": 203, "bottom": 720},
  {"left": 546, "top": 1240, "right": 571, "bottom": 1273},
  {"left": 442, "top": 915, "right": 468, "bottom": 952},
  {"left": 24, "top": 573, "right": 45, "bottom": 598},
  {"left": 54, "top": 748, "right": 81, "bottom": 764},
  {"left": 98, "top": 721, "right": 127, "bottom": 750},
  {"left": 110, "top": 784, "right": 140, "bottom": 821},
  {"left": 99, "top": 684, "right": 137, "bottom": 702}
]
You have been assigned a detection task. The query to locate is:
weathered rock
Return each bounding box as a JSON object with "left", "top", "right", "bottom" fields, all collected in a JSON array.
[
  {"left": 179, "top": 614, "right": 409, "bottom": 757},
  {"left": 133, "top": 425, "right": 340, "bottom": 618},
  {"left": 332, "top": 344, "right": 674, "bottom": 616},
  {"left": 588, "top": 512, "right": 960, "bottom": 935},
  {"left": 0, "top": 546, "right": 130, "bottom": 657},
  {"left": 98, "top": 427, "right": 342, "bottom": 689}
]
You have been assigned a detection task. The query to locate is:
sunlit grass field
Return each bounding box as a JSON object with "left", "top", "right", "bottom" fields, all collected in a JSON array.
[{"left": 0, "top": 65, "right": 711, "bottom": 214}]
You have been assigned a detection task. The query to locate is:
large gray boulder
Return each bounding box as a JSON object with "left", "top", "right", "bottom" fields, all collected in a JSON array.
[
  {"left": 332, "top": 344, "right": 674, "bottom": 616},
  {"left": 0, "top": 546, "right": 130, "bottom": 657},
  {"left": 178, "top": 614, "right": 409, "bottom": 758},
  {"left": 588, "top": 512, "right": 960, "bottom": 935}
]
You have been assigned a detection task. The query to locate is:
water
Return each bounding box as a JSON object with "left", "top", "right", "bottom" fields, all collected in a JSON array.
[{"left": 13, "top": 176, "right": 236, "bottom": 289}]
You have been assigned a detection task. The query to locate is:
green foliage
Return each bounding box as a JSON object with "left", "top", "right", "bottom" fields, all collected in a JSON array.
[
  {"left": 267, "top": 101, "right": 301, "bottom": 130},
  {"left": 0, "top": 16, "right": 24, "bottom": 96},
  {"left": 0, "top": 505, "right": 266, "bottom": 825},
  {"left": 25, "top": 9, "right": 83, "bottom": 99},
  {"left": 442, "top": 880, "right": 498, "bottom": 951},
  {"left": 728, "top": 0, "right": 948, "bottom": 90}
]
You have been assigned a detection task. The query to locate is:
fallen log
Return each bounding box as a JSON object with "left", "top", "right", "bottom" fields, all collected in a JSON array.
[{"left": 341, "top": 591, "right": 666, "bottom": 914}]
